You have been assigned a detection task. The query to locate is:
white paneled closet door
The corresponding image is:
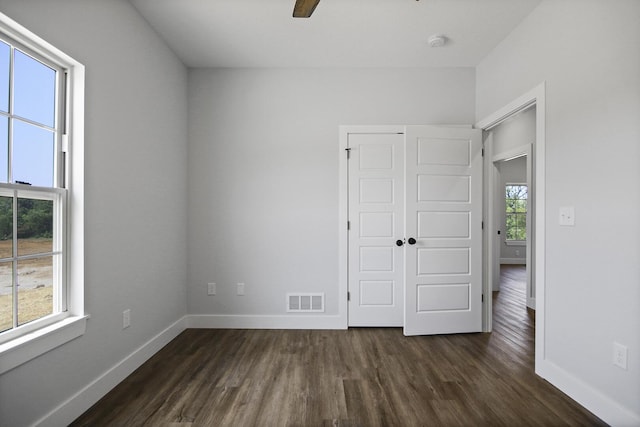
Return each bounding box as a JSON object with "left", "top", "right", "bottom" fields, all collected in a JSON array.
[
  {"left": 403, "top": 126, "right": 483, "bottom": 336},
  {"left": 346, "top": 126, "right": 482, "bottom": 335},
  {"left": 347, "top": 132, "right": 405, "bottom": 326}
]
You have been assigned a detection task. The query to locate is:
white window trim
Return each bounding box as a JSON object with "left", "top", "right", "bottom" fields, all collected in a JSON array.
[{"left": 0, "top": 12, "right": 85, "bottom": 375}]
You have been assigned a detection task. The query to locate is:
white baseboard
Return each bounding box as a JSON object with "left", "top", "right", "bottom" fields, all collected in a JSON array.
[
  {"left": 34, "top": 316, "right": 187, "bottom": 427},
  {"left": 538, "top": 359, "right": 640, "bottom": 427},
  {"left": 500, "top": 257, "right": 526, "bottom": 265},
  {"left": 186, "top": 314, "right": 347, "bottom": 330}
]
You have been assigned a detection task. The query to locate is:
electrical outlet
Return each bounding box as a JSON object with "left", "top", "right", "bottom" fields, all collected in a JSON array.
[
  {"left": 207, "top": 282, "right": 216, "bottom": 295},
  {"left": 123, "top": 309, "right": 131, "bottom": 329},
  {"left": 237, "top": 282, "right": 245, "bottom": 296},
  {"left": 613, "top": 342, "right": 628, "bottom": 370}
]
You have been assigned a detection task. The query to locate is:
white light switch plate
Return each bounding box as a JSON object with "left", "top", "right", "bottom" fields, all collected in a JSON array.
[{"left": 559, "top": 206, "right": 575, "bottom": 226}]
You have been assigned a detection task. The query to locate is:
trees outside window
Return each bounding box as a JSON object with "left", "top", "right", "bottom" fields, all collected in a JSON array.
[{"left": 505, "top": 184, "right": 527, "bottom": 241}]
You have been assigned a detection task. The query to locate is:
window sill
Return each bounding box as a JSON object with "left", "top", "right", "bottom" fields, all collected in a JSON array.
[
  {"left": 0, "top": 314, "right": 89, "bottom": 375},
  {"left": 505, "top": 240, "right": 526, "bottom": 247}
]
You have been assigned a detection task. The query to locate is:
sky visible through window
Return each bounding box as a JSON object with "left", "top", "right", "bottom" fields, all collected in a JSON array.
[{"left": 0, "top": 40, "right": 56, "bottom": 188}]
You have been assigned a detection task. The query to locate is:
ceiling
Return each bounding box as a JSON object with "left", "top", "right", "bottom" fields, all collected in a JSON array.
[{"left": 130, "top": 0, "right": 541, "bottom": 68}]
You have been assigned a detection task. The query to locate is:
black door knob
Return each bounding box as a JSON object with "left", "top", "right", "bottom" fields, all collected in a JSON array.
[
  {"left": 396, "top": 239, "right": 404, "bottom": 247},
  {"left": 407, "top": 237, "right": 417, "bottom": 245}
]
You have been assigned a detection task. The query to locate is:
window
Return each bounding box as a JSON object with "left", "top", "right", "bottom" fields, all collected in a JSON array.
[
  {"left": 505, "top": 184, "right": 527, "bottom": 241},
  {"left": 0, "top": 12, "right": 84, "bottom": 374},
  {"left": 0, "top": 39, "right": 66, "bottom": 338}
]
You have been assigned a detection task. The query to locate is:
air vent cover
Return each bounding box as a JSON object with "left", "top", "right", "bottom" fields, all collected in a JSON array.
[{"left": 287, "top": 293, "right": 324, "bottom": 312}]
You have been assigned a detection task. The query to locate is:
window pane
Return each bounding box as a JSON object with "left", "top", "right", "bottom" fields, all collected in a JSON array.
[
  {"left": 506, "top": 215, "right": 517, "bottom": 240},
  {"left": 0, "top": 195, "right": 12, "bottom": 258},
  {"left": 516, "top": 214, "right": 527, "bottom": 236},
  {"left": 0, "top": 261, "right": 12, "bottom": 332},
  {"left": 520, "top": 200, "right": 528, "bottom": 212},
  {"left": 17, "top": 256, "right": 53, "bottom": 326},
  {"left": 13, "top": 120, "right": 55, "bottom": 187},
  {"left": 13, "top": 50, "right": 56, "bottom": 127},
  {"left": 0, "top": 116, "right": 7, "bottom": 183},
  {"left": 0, "top": 41, "right": 9, "bottom": 113},
  {"left": 506, "top": 185, "right": 527, "bottom": 200},
  {"left": 17, "top": 198, "right": 53, "bottom": 256}
]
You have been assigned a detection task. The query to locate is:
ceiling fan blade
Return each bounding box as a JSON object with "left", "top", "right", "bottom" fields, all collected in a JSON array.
[{"left": 293, "top": 0, "right": 320, "bottom": 18}]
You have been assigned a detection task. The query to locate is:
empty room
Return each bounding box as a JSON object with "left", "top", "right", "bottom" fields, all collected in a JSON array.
[{"left": 0, "top": 0, "right": 638, "bottom": 426}]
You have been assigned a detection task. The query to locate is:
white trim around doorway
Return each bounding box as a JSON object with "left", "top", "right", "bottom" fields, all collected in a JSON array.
[{"left": 476, "top": 82, "right": 546, "bottom": 375}]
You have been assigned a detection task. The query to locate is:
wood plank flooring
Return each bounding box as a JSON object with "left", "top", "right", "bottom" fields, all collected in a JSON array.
[{"left": 72, "top": 266, "right": 605, "bottom": 426}]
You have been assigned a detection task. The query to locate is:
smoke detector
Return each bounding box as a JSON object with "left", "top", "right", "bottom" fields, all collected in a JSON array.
[{"left": 428, "top": 34, "right": 447, "bottom": 48}]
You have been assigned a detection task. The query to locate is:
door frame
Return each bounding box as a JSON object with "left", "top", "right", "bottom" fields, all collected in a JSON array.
[{"left": 476, "top": 82, "right": 546, "bottom": 374}]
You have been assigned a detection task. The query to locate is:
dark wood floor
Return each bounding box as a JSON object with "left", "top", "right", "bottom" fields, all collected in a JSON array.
[{"left": 72, "top": 265, "right": 605, "bottom": 426}]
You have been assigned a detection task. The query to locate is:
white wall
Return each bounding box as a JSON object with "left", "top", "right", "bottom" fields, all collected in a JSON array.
[
  {"left": 491, "top": 106, "right": 536, "bottom": 155},
  {"left": 497, "top": 156, "right": 527, "bottom": 262},
  {"left": 477, "top": 1, "right": 640, "bottom": 424},
  {"left": 0, "top": 1, "right": 189, "bottom": 426},
  {"left": 187, "top": 68, "right": 475, "bottom": 323}
]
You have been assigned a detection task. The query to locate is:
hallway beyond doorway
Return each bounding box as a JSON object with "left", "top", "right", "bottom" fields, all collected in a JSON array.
[{"left": 494, "top": 265, "right": 535, "bottom": 351}]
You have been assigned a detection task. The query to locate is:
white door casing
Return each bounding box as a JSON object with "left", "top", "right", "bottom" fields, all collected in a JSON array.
[
  {"left": 347, "top": 132, "right": 404, "bottom": 326},
  {"left": 403, "top": 126, "right": 483, "bottom": 336},
  {"left": 344, "top": 126, "right": 483, "bottom": 334}
]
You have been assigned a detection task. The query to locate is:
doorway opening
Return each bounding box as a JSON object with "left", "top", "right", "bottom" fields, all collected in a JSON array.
[
  {"left": 493, "top": 151, "right": 535, "bottom": 341},
  {"left": 492, "top": 144, "right": 533, "bottom": 311},
  {"left": 476, "top": 83, "right": 546, "bottom": 375},
  {"left": 484, "top": 105, "right": 535, "bottom": 325}
]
